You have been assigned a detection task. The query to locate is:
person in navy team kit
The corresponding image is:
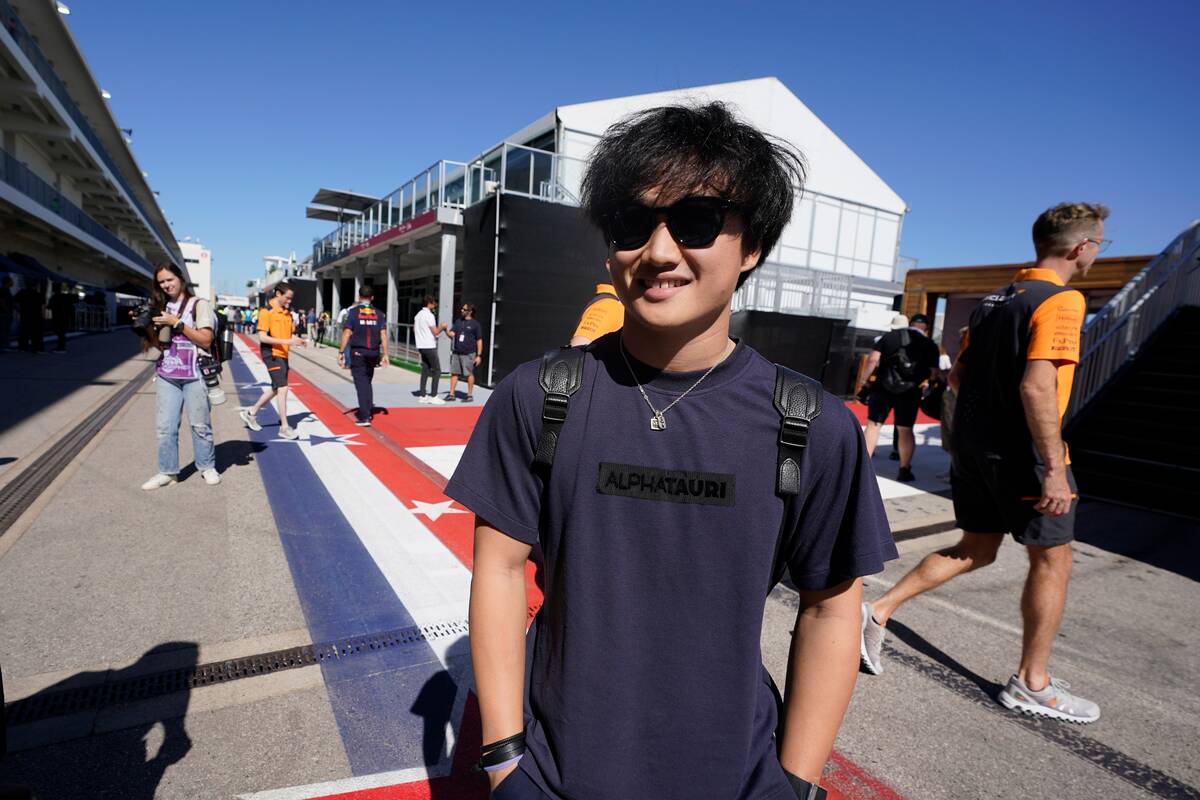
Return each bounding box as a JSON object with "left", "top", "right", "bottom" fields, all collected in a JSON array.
[
  {"left": 446, "top": 103, "right": 897, "bottom": 800},
  {"left": 444, "top": 302, "right": 484, "bottom": 402},
  {"left": 338, "top": 284, "right": 388, "bottom": 426}
]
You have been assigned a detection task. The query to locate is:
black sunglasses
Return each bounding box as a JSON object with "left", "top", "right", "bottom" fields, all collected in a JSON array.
[{"left": 604, "top": 196, "right": 740, "bottom": 251}]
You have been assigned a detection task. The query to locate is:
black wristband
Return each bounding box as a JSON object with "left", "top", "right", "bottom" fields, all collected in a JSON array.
[
  {"left": 785, "top": 771, "right": 827, "bottom": 800},
  {"left": 476, "top": 731, "right": 526, "bottom": 771},
  {"left": 173, "top": 321, "right": 185, "bottom": 334}
]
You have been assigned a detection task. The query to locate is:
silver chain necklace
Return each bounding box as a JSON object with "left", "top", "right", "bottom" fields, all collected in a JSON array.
[{"left": 619, "top": 338, "right": 725, "bottom": 431}]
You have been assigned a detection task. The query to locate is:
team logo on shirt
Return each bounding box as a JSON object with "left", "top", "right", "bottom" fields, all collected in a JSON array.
[{"left": 596, "top": 462, "right": 735, "bottom": 506}]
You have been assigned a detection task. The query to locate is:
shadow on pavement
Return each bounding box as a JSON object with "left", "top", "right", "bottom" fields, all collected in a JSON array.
[
  {"left": 0, "top": 642, "right": 197, "bottom": 800},
  {"left": 1074, "top": 500, "right": 1200, "bottom": 582},
  {"left": 410, "top": 637, "right": 471, "bottom": 773},
  {"left": 177, "top": 440, "right": 266, "bottom": 482},
  {"left": 0, "top": 333, "right": 141, "bottom": 438},
  {"left": 885, "top": 619, "right": 1005, "bottom": 699}
]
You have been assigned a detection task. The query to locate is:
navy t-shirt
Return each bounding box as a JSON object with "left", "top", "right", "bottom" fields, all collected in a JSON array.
[
  {"left": 445, "top": 333, "right": 895, "bottom": 800},
  {"left": 451, "top": 317, "right": 483, "bottom": 354},
  {"left": 343, "top": 303, "right": 385, "bottom": 352}
]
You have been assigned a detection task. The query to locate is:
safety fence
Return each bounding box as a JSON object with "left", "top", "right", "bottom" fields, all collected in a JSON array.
[{"left": 1067, "top": 219, "right": 1200, "bottom": 421}]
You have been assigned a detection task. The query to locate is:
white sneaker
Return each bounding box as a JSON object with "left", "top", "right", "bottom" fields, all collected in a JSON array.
[
  {"left": 141, "top": 473, "right": 176, "bottom": 491},
  {"left": 278, "top": 427, "right": 300, "bottom": 440},
  {"left": 201, "top": 468, "right": 221, "bottom": 485},
  {"left": 239, "top": 409, "right": 262, "bottom": 431},
  {"left": 417, "top": 395, "right": 431, "bottom": 404},
  {"left": 998, "top": 675, "right": 1100, "bottom": 724},
  {"left": 426, "top": 395, "right": 446, "bottom": 406}
]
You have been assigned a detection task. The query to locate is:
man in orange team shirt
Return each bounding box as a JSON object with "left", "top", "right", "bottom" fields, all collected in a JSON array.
[
  {"left": 240, "top": 282, "right": 307, "bottom": 440},
  {"left": 860, "top": 203, "right": 1109, "bottom": 725},
  {"left": 568, "top": 279, "right": 624, "bottom": 346}
]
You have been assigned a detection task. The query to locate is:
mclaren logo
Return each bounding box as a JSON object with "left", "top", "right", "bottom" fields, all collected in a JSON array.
[{"left": 596, "top": 462, "right": 736, "bottom": 507}]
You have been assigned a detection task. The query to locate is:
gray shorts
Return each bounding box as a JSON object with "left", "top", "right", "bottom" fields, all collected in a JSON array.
[{"left": 450, "top": 352, "right": 475, "bottom": 377}]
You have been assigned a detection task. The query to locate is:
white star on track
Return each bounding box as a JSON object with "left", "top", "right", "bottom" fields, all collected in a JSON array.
[
  {"left": 409, "top": 499, "right": 467, "bottom": 521},
  {"left": 270, "top": 432, "right": 365, "bottom": 446}
]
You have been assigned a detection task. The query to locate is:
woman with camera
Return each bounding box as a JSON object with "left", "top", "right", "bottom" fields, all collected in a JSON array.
[{"left": 139, "top": 263, "right": 220, "bottom": 490}]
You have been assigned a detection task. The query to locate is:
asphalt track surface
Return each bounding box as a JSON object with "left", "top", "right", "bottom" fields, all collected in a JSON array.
[{"left": 0, "top": 337, "right": 1196, "bottom": 799}]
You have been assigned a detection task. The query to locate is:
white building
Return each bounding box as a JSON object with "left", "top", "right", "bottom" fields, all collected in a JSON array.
[
  {"left": 553, "top": 78, "right": 907, "bottom": 331},
  {"left": 0, "top": 0, "right": 181, "bottom": 302},
  {"left": 180, "top": 240, "right": 212, "bottom": 301},
  {"left": 307, "top": 77, "right": 909, "bottom": 382}
]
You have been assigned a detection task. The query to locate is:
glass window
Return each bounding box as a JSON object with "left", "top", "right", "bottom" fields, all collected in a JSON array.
[
  {"left": 504, "top": 146, "right": 532, "bottom": 194},
  {"left": 838, "top": 209, "right": 859, "bottom": 260},
  {"left": 811, "top": 200, "right": 839, "bottom": 255},
  {"left": 872, "top": 217, "right": 899, "bottom": 267},
  {"left": 856, "top": 212, "right": 875, "bottom": 263}
]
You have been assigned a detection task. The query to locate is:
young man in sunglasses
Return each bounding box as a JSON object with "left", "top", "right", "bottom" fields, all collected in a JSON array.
[{"left": 447, "top": 103, "right": 895, "bottom": 800}]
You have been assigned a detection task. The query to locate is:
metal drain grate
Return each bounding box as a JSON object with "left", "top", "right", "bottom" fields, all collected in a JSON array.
[
  {"left": 0, "top": 363, "right": 156, "bottom": 535},
  {"left": 5, "top": 618, "right": 470, "bottom": 726}
]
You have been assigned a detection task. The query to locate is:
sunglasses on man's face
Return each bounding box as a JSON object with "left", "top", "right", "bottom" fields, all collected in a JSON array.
[{"left": 604, "top": 196, "right": 740, "bottom": 251}]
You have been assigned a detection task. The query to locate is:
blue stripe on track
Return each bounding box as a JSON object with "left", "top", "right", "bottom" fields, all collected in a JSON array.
[{"left": 229, "top": 350, "right": 456, "bottom": 775}]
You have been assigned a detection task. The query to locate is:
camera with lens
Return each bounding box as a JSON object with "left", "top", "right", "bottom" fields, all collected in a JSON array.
[
  {"left": 197, "top": 354, "right": 226, "bottom": 405},
  {"left": 130, "top": 303, "right": 172, "bottom": 344}
]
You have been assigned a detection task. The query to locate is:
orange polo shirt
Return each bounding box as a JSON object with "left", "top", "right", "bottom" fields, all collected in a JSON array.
[
  {"left": 573, "top": 283, "right": 624, "bottom": 341},
  {"left": 1016, "top": 268, "right": 1086, "bottom": 423},
  {"left": 257, "top": 298, "right": 294, "bottom": 358}
]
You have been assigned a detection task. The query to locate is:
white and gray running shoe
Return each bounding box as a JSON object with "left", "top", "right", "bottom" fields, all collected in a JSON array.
[
  {"left": 239, "top": 408, "right": 262, "bottom": 431},
  {"left": 860, "top": 602, "right": 886, "bottom": 675},
  {"left": 998, "top": 675, "right": 1100, "bottom": 724}
]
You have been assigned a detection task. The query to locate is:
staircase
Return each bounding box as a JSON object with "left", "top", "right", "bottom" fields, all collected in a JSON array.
[
  {"left": 1068, "top": 307, "right": 1200, "bottom": 517},
  {"left": 1066, "top": 221, "right": 1200, "bottom": 518}
]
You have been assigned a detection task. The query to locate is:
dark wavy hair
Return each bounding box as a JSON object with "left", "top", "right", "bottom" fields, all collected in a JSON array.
[
  {"left": 581, "top": 102, "right": 806, "bottom": 288},
  {"left": 151, "top": 262, "right": 191, "bottom": 311}
]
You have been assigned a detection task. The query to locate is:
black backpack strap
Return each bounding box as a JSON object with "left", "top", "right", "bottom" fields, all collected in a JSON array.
[
  {"left": 768, "top": 365, "right": 823, "bottom": 591},
  {"left": 767, "top": 364, "right": 825, "bottom": 749},
  {"left": 533, "top": 346, "right": 587, "bottom": 468}
]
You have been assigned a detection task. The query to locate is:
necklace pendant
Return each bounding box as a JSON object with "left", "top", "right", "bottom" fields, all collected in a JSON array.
[{"left": 650, "top": 413, "right": 667, "bottom": 431}]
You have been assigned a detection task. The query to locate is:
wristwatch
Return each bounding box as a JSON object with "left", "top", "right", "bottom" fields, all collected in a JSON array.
[
  {"left": 172, "top": 320, "right": 185, "bottom": 334},
  {"left": 785, "top": 772, "right": 827, "bottom": 800}
]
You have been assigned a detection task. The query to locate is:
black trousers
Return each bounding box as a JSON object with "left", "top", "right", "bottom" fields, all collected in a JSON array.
[
  {"left": 350, "top": 349, "right": 380, "bottom": 422},
  {"left": 53, "top": 318, "right": 68, "bottom": 351},
  {"left": 418, "top": 347, "right": 440, "bottom": 396}
]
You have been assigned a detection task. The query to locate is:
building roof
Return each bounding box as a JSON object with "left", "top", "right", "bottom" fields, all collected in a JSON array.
[
  {"left": 554, "top": 77, "right": 907, "bottom": 215},
  {"left": 310, "top": 188, "right": 378, "bottom": 212},
  {"left": 306, "top": 205, "right": 362, "bottom": 222}
]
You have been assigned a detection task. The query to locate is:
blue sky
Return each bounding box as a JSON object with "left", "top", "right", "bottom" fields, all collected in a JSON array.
[{"left": 67, "top": 0, "right": 1198, "bottom": 295}]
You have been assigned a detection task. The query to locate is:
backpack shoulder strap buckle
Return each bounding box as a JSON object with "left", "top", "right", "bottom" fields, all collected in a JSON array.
[
  {"left": 534, "top": 346, "right": 587, "bottom": 468},
  {"left": 772, "top": 365, "right": 823, "bottom": 497}
]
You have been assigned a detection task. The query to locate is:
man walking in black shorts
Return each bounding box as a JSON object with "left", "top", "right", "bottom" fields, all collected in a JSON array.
[
  {"left": 858, "top": 312, "right": 940, "bottom": 481},
  {"left": 860, "top": 203, "right": 1109, "bottom": 725},
  {"left": 338, "top": 285, "right": 388, "bottom": 426}
]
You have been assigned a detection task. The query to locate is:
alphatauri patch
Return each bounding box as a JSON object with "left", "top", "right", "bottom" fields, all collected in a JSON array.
[{"left": 596, "top": 462, "right": 736, "bottom": 507}]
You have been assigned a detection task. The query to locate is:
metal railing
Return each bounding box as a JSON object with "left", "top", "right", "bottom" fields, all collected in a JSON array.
[
  {"left": 73, "top": 304, "right": 110, "bottom": 332},
  {"left": 0, "top": 147, "right": 154, "bottom": 272},
  {"left": 0, "top": 0, "right": 173, "bottom": 255},
  {"left": 1066, "top": 220, "right": 1200, "bottom": 422},
  {"left": 733, "top": 261, "right": 853, "bottom": 319},
  {"left": 312, "top": 144, "right": 587, "bottom": 270}
]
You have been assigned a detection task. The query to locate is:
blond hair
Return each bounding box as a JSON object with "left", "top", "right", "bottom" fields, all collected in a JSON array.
[{"left": 1032, "top": 202, "right": 1109, "bottom": 258}]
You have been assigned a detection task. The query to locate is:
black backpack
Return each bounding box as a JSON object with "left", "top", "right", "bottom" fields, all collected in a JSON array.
[
  {"left": 209, "top": 304, "right": 227, "bottom": 366},
  {"left": 879, "top": 329, "right": 922, "bottom": 394},
  {"left": 531, "top": 345, "right": 823, "bottom": 592}
]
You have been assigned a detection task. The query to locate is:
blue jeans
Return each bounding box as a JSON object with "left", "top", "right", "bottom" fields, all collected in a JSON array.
[{"left": 156, "top": 376, "right": 215, "bottom": 475}]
